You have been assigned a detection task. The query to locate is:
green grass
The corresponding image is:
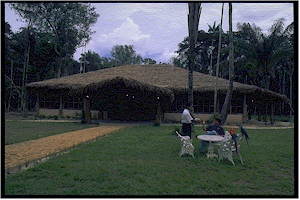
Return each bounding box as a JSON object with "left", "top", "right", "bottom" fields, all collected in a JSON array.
[
  {"left": 4, "top": 124, "right": 295, "bottom": 197},
  {"left": 4, "top": 120, "right": 97, "bottom": 145}
]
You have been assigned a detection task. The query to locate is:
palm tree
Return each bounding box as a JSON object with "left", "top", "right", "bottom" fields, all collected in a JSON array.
[
  {"left": 238, "top": 18, "right": 292, "bottom": 91},
  {"left": 187, "top": 3, "right": 201, "bottom": 112},
  {"left": 207, "top": 21, "right": 220, "bottom": 75},
  {"left": 234, "top": 19, "right": 294, "bottom": 117},
  {"left": 213, "top": 3, "right": 224, "bottom": 114},
  {"left": 219, "top": 2, "right": 233, "bottom": 124}
]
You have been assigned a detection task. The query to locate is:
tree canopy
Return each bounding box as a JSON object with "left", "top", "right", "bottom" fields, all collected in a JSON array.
[{"left": 10, "top": 2, "right": 99, "bottom": 77}]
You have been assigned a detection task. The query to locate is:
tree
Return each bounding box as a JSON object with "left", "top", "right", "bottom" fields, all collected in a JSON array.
[
  {"left": 143, "top": 58, "right": 157, "bottom": 65},
  {"left": 20, "top": 21, "right": 33, "bottom": 116},
  {"left": 234, "top": 19, "right": 294, "bottom": 116},
  {"left": 99, "top": 57, "right": 115, "bottom": 69},
  {"left": 5, "top": 23, "right": 33, "bottom": 112},
  {"left": 278, "top": 21, "right": 294, "bottom": 116},
  {"left": 31, "top": 32, "right": 59, "bottom": 81},
  {"left": 4, "top": 22, "right": 19, "bottom": 112},
  {"left": 219, "top": 3, "right": 234, "bottom": 124},
  {"left": 187, "top": 2, "right": 201, "bottom": 112},
  {"left": 79, "top": 50, "right": 102, "bottom": 72},
  {"left": 235, "top": 18, "right": 292, "bottom": 91},
  {"left": 175, "top": 28, "right": 228, "bottom": 75},
  {"left": 10, "top": 3, "right": 99, "bottom": 77},
  {"left": 213, "top": 3, "right": 225, "bottom": 114},
  {"left": 110, "top": 44, "right": 142, "bottom": 66},
  {"left": 207, "top": 21, "right": 220, "bottom": 75},
  {"left": 170, "top": 56, "right": 181, "bottom": 67}
]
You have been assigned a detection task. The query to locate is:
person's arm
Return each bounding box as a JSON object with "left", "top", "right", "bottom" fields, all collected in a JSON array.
[
  {"left": 220, "top": 127, "right": 225, "bottom": 136},
  {"left": 186, "top": 112, "right": 193, "bottom": 123}
]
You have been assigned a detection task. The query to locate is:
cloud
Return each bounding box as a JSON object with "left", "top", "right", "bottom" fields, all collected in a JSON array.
[
  {"left": 74, "top": 16, "right": 151, "bottom": 60},
  {"left": 159, "top": 49, "right": 178, "bottom": 63},
  {"left": 99, "top": 17, "right": 151, "bottom": 44}
]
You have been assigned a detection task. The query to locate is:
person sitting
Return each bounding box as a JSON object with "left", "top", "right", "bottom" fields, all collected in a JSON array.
[{"left": 200, "top": 117, "right": 225, "bottom": 153}]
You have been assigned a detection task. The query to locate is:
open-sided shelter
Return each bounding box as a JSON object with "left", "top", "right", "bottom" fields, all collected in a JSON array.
[{"left": 26, "top": 64, "right": 288, "bottom": 123}]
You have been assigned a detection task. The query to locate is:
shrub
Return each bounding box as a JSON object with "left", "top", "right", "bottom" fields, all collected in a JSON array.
[{"left": 153, "top": 121, "right": 160, "bottom": 127}]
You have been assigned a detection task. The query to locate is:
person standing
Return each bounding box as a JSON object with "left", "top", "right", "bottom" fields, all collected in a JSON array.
[{"left": 181, "top": 102, "right": 194, "bottom": 139}]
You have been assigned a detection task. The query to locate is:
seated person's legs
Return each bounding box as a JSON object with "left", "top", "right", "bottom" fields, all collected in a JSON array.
[
  {"left": 200, "top": 140, "right": 208, "bottom": 152},
  {"left": 200, "top": 130, "right": 217, "bottom": 152}
]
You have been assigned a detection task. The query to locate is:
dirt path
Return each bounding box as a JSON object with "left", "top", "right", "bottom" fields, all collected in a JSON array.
[{"left": 5, "top": 123, "right": 134, "bottom": 176}]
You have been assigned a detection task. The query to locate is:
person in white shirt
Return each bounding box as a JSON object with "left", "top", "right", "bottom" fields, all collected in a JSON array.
[{"left": 181, "top": 102, "right": 194, "bottom": 139}]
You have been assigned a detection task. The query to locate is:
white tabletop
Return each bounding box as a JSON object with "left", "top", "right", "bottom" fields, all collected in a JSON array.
[{"left": 197, "top": 135, "right": 224, "bottom": 142}]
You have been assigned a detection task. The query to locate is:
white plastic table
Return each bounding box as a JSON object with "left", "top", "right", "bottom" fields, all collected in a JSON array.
[{"left": 197, "top": 135, "right": 224, "bottom": 158}]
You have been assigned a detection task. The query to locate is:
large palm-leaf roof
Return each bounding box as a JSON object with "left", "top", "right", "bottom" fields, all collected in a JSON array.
[{"left": 26, "top": 64, "right": 287, "bottom": 100}]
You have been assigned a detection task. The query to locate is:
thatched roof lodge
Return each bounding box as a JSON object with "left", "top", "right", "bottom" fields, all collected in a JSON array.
[{"left": 26, "top": 64, "right": 288, "bottom": 123}]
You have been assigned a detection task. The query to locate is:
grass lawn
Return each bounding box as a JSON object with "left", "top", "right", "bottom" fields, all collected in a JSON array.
[
  {"left": 3, "top": 123, "right": 295, "bottom": 197},
  {"left": 4, "top": 120, "right": 97, "bottom": 145}
]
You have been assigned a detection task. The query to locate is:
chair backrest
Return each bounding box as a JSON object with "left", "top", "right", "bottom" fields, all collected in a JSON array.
[
  {"left": 175, "top": 130, "right": 194, "bottom": 147},
  {"left": 223, "top": 131, "right": 232, "bottom": 142},
  {"left": 219, "top": 138, "right": 232, "bottom": 152},
  {"left": 175, "top": 130, "right": 190, "bottom": 140}
]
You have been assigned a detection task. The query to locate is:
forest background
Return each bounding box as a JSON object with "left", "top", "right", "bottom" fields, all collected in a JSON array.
[{"left": 4, "top": 3, "right": 295, "bottom": 117}]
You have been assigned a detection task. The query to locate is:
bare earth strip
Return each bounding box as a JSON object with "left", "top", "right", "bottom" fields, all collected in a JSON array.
[{"left": 5, "top": 124, "right": 129, "bottom": 175}]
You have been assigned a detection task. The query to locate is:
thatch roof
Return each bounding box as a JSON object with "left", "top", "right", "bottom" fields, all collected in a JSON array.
[{"left": 26, "top": 64, "right": 287, "bottom": 101}]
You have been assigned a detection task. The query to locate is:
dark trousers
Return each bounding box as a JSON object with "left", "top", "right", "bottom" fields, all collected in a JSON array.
[{"left": 181, "top": 123, "right": 192, "bottom": 139}]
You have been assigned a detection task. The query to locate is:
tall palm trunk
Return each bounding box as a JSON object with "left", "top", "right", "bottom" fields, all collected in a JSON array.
[
  {"left": 213, "top": 3, "right": 224, "bottom": 114},
  {"left": 209, "top": 39, "right": 214, "bottom": 75},
  {"left": 220, "top": 3, "right": 234, "bottom": 124},
  {"left": 187, "top": 3, "right": 201, "bottom": 114}
]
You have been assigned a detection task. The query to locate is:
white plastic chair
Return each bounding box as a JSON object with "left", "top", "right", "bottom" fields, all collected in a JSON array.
[
  {"left": 175, "top": 130, "right": 194, "bottom": 158},
  {"left": 218, "top": 133, "right": 243, "bottom": 165}
]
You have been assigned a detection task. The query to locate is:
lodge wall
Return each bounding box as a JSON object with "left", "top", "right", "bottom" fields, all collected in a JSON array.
[
  {"left": 163, "top": 113, "right": 244, "bottom": 124},
  {"left": 37, "top": 108, "right": 244, "bottom": 123},
  {"left": 38, "top": 108, "right": 108, "bottom": 120}
]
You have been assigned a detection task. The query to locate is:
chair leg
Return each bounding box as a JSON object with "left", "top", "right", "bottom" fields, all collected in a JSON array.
[
  {"left": 191, "top": 147, "right": 195, "bottom": 158},
  {"left": 179, "top": 148, "right": 184, "bottom": 157},
  {"left": 190, "top": 151, "right": 194, "bottom": 158},
  {"left": 218, "top": 150, "right": 223, "bottom": 162},
  {"left": 179, "top": 146, "right": 194, "bottom": 158},
  {"left": 227, "top": 154, "right": 235, "bottom": 166},
  {"left": 238, "top": 152, "right": 243, "bottom": 165},
  {"left": 218, "top": 151, "right": 235, "bottom": 165}
]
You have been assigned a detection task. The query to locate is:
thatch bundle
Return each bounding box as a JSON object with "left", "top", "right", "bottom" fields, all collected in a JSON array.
[{"left": 26, "top": 64, "right": 287, "bottom": 101}]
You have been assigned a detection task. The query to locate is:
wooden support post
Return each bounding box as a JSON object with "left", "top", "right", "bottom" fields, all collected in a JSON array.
[
  {"left": 257, "top": 109, "right": 261, "bottom": 121},
  {"left": 59, "top": 93, "right": 63, "bottom": 116},
  {"left": 270, "top": 103, "right": 275, "bottom": 125},
  {"left": 35, "top": 93, "right": 40, "bottom": 116},
  {"left": 83, "top": 95, "right": 91, "bottom": 124},
  {"left": 243, "top": 94, "right": 247, "bottom": 122},
  {"left": 155, "top": 100, "right": 162, "bottom": 124}
]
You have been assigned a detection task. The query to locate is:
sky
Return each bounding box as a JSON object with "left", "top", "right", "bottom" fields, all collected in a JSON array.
[{"left": 4, "top": 2, "right": 295, "bottom": 64}]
